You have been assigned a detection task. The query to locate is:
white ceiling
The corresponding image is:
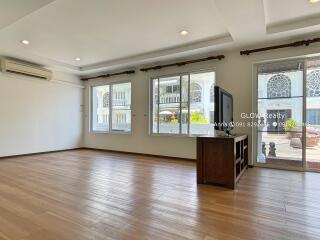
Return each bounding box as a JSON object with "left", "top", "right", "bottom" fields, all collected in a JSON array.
[
  {"left": 264, "top": 0, "right": 320, "bottom": 34},
  {"left": 0, "top": 0, "right": 55, "bottom": 30},
  {"left": 0, "top": 0, "right": 320, "bottom": 75},
  {"left": 264, "top": 0, "right": 320, "bottom": 24}
]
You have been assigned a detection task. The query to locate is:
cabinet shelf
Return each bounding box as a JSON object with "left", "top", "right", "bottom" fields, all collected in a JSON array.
[{"left": 235, "top": 158, "right": 242, "bottom": 164}]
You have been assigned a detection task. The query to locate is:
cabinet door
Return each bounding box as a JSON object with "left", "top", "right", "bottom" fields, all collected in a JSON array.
[{"left": 203, "top": 141, "right": 230, "bottom": 184}]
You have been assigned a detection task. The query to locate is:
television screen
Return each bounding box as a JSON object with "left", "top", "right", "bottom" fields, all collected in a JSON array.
[
  {"left": 214, "top": 86, "right": 233, "bottom": 131},
  {"left": 222, "top": 93, "right": 233, "bottom": 125}
]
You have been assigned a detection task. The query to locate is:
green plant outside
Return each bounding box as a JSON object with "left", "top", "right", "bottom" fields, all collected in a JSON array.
[
  {"left": 284, "top": 118, "right": 298, "bottom": 132},
  {"left": 170, "top": 118, "right": 178, "bottom": 124},
  {"left": 190, "top": 112, "right": 208, "bottom": 124},
  {"left": 164, "top": 111, "right": 208, "bottom": 124}
]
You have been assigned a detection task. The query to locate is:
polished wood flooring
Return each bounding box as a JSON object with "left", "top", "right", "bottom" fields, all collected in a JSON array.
[{"left": 0, "top": 149, "right": 320, "bottom": 240}]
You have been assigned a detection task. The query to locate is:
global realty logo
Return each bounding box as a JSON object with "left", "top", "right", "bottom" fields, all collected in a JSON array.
[
  {"left": 240, "top": 112, "right": 285, "bottom": 120},
  {"left": 240, "top": 112, "right": 286, "bottom": 127}
]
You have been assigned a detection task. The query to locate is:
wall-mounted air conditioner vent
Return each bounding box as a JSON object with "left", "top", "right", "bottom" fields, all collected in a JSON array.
[{"left": 0, "top": 59, "right": 52, "bottom": 80}]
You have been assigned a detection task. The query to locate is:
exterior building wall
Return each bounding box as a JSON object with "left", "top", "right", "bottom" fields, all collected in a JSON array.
[
  {"left": 258, "top": 70, "right": 320, "bottom": 131},
  {"left": 258, "top": 71, "right": 304, "bottom": 131}
]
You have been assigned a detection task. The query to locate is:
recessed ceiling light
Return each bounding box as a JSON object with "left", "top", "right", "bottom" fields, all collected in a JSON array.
[
  {"left": 21, "top": 40, "right": 30, "bottom": 45},
  {"left": 309, "top": 0, "right": 320, "bottom": 3},
  {"left": 74, "top": 57, "right": 81, "bottom": 61},
  {"left": 180, "top": 30, "right": 189, "bottom": 36}
]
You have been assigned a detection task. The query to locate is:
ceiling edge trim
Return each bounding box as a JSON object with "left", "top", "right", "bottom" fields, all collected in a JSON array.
[
  {"left": 267, "top": 13, "right": 320, "bottom": 34},
  {"left": 79, "top": 34, "right": 233, "bottom": 72}
]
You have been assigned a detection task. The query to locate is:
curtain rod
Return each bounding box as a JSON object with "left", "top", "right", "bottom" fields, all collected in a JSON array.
[
  {"left": 81, "top": 70, "right": 135, "bottom": 81},
  {"left": 140, "top": 55, "right": 225, "bottom": 72},
  {"left": 240, "top": 37, "right": 320, "bottom": 56}
]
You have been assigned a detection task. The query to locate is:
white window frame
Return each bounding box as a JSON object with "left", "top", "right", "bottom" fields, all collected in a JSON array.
[
  {"left": 149, "top": 70, "right": 215, "bottom": 137},
  {"left": 90, "top": 80, "right": 132, "bottom": 134}
]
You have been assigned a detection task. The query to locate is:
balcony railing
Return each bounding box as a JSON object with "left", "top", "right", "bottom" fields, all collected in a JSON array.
[{"left": 159, "top": 94, "right": 180, "bottom": 104}]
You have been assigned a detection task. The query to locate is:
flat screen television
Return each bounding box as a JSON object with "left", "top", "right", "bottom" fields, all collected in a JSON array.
[{"left": 214, "top": 86, "right": 234, "bottom": 134}]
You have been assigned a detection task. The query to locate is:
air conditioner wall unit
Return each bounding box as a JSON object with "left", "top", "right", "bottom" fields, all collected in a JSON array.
[{"left": 0, "top": 59, "right": 52, "bottom": 80}]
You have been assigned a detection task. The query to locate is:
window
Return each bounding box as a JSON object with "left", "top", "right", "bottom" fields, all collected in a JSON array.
[
  {"left": 166, "top": 85, "right": 180, "bottom": 94},
  {"left": 307, "top": 109, "right": 320, "bottom": 125},
  {"left": 267, "top": 74, "right": 291, "bottom": 98},
  {"left": 151, "top": 71, "right": 215, "bottom": 136},
  {"left": 307, "top": 70, "right": 320, "bottom": 97},
  {"left": 92, "top": 82, "right": 131, "bottom": 132},
  {"left": 266, "top": 109, "right": 292, "bottom": 132},
  {"left": 103, "top": 92, "right": 109, "bottom": 108},
  {"left": 112, "top": 82, "right": 131, "bottom": 132},
  {"left": 190, "top": 83, "right": 202, "bottom": 103}
]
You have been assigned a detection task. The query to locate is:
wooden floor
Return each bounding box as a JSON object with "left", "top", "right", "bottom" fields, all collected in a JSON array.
[{"left": 0, "top": 149, "right": 320, "bottom": 240}]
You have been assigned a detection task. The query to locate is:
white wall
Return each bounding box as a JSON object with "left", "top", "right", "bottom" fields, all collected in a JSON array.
[
  {"left": 0, "top": 71, "right": 84, "bottom": 157},
  {"left": 83, "top": 44, "right": 320, "bottom": 163}
]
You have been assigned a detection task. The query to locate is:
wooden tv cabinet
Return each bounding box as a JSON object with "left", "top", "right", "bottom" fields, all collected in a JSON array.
[{"left": 197, "top": 134, "right": 248, "bottom": 189}]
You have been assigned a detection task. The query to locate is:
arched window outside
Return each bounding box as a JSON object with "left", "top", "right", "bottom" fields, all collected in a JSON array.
[
  {"left": 190, "top": 83, "right": 202, "bottom": 103},
  {"left": 307, "top": 70, "right": 320, "bottom": 97},
  {"left": 103, "top": 92, "right": 109, "bottom": 108},
  {"left": 267, "top": 74, "right": 291, "bottom": 98}
]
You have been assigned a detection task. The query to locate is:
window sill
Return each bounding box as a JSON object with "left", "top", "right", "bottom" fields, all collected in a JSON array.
[
  {"left": 149, "top": 133, "right": 207, "bottom": 138},
  {"left": 90, "top": 131, "right": 132, "bottom": 135}
]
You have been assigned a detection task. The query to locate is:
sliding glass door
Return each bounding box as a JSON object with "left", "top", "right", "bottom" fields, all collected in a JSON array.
[
  {"left": 256, "top": 58, "right": 320, "bottom": 171},
  {"left": 306, "top": 60, "right": 320, "bottom": 170},
  {"left": 256, "top": 60, "right": 304, "bottom": 169}
]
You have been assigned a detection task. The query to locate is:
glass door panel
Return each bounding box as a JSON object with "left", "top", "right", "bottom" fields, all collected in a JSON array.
[
  {"left": 257, "top": 61, "right": 304, "bottom": 168},
  {"left": 306, "top": 60, "right": 320, "bottom": 170}
]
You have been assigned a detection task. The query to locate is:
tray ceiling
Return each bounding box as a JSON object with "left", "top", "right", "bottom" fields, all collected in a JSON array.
[{"left": 0, "top": 0, "right": 319, "bottom": 75}]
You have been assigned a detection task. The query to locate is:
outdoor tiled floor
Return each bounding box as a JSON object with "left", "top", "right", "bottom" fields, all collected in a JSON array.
[{"left": 262, "top": 134, "right": 320, "bottom": 164}]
